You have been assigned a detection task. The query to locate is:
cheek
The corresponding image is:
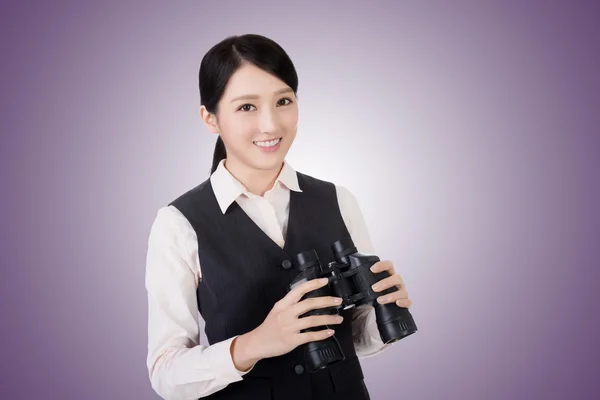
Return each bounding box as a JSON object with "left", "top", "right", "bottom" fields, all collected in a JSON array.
[
  {"left": 222, "top": 118, "right": 256, "bottom": 143},
  {"left": 282, "top": 110, "right": 299, "bottom": 131}
]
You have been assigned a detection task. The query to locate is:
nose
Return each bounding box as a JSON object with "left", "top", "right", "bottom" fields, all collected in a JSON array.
[{"left": 258, "top": 107, "right": 280, "bottom": 135}]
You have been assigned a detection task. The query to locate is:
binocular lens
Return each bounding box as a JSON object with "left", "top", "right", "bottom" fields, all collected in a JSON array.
[{"left": 375, "top": 304, "right": 418, "bottom": 344}]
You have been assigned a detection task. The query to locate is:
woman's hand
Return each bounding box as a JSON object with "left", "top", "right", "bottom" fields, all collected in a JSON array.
[
  {"left": 370, "top": 260, "right": 413, "bottom": 308},
  {"left": 231, "top": 278, "right": 344, "bottom": 370}
]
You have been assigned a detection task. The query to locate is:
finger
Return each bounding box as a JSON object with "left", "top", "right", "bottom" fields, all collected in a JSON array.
[
  {"left": 395, "top": 298, "right": 412, "bottom": 308},
  {"left": 376, "top": 288, "right": 409, "bottom": 304},
  {"left": 293, "top": 314, "right": 344, "bottom": 331},
  {"left": 280, "top": 278, "right": 329, "bottom": 307},
  {"left": 290, "top": 296, "right": 342, "bottom": 318},
  {"left": 295, "top": 328, "right": 336, "bottom": 345},
  {"left": 370, "top": 260, "right": 394, "bottom": 273},
  {"left": 372, "top": 274, "right": 404, "bottom": 292}
]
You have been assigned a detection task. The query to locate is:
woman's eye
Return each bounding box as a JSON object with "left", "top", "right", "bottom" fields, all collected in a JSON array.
[
  {"left": 238, "top": 104, "right": 256, "bottom": 112},
  {"left": 277, "top": 98, "right": 293, "bottom": 106}
]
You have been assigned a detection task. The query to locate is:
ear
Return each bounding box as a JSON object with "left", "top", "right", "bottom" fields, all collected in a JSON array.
[{"left": 199, "top": 105, "right": 219, "bottom": 134}]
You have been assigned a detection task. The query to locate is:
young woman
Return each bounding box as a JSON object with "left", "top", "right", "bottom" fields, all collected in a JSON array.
[{"left": 145, "top": 34, "right": 413, "bottom": 400}]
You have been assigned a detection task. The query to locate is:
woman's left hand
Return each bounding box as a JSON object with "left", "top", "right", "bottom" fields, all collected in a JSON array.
[{"left": 370, "top": 260, "right": 412, "bottom": 308}]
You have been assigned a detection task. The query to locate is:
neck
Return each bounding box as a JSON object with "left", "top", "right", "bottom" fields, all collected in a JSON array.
[{"left": 224, "top": 158, "right": 283, "bottom": 197}]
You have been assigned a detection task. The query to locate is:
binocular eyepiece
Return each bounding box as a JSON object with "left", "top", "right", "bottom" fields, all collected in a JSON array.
[{"left": 286, "top": 237, "right": 418, "bottom": 373}]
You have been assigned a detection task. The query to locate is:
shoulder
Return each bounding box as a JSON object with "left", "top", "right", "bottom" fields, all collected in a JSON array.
[
  {"left": 146, "top": 206, "right": 199, "bottom": 281},
  {"left": 168, "top": 178, "right": 212, "bottom": 208},
  {"left": 333, "top": 184, "right": 364, "bottom": 223},
  {"left": 333, "top": 184, "right": 356, "bottom": 204},
  {"left": 148, "top": 205, "right": 197, "bottom": 249},
  {"left": 294, "top": 171, "right": 359, "bottom": 208},
  {"left": 296, "top": 171, "right": 334, "bottom": 188},
  {"left": 296, "top": 171, "right": 351, "bottom": 199}
]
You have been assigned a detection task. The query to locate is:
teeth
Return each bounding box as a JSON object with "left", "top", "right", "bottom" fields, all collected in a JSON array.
[{"left": 254, "top": 138, "right": 281, "bottom": 147}]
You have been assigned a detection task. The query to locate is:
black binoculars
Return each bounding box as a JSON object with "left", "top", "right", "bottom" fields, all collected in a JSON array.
[{"left": 285, "top": 236, "right": 418, "bottom": 372}]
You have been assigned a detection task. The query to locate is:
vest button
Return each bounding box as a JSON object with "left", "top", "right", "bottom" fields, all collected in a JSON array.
[
  {"left": 294, "top": 364, "right": 305, "bottom": 375},
  {"left": 281, "top": 260, "right": 293, "bottom": 270}
]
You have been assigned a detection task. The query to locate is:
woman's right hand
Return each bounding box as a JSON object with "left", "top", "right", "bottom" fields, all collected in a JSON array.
[{"left": 231, "top": 278, "right": 344, "bottom": 370}]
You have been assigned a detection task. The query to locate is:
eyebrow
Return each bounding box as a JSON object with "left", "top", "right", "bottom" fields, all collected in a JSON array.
[{"left": 229, "top": 87, "right": 294, "bottom": 103}]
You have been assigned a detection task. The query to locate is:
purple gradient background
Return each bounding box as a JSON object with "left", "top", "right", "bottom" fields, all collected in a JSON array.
[{"left": 1, "top": 1, "right": 599, "bottom": 399}]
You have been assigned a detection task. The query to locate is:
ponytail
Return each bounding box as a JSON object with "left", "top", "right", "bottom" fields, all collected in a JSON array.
[{"left": 210, "top": 135, "right": 226, "bottom": 174}]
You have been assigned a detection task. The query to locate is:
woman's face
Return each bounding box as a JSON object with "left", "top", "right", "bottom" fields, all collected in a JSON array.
[{"left": 201, "top": 62, "right": 299, "bottom": 173}]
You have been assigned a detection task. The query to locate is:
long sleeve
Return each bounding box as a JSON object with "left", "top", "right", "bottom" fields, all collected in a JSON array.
[
  {"left": 335, "top": 185, "right": 392, "bottom": 358},
  {"left": 145, "top": 206, "right": 254, "bottom": 400}
]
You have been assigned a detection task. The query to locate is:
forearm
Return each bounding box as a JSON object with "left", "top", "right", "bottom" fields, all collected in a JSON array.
[{"left": 149, "top": 337, "right": 252, "bottom": 400}]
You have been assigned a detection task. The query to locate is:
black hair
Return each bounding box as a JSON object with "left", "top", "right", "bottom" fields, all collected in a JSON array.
[{"left": 198, "top": 34, "right": 299, "bottom": 175}]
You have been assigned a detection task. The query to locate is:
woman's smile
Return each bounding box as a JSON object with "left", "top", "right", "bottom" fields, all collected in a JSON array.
[{"left": 253, "top": 137, "right": 282, "bottom": 152}]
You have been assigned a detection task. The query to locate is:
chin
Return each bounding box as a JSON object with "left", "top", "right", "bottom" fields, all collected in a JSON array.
[
  {"left": 249, "top": 150, "right": 284, "bottom": 167},
  {"left": 253, "top": 158, "right": 285, "bottom": 171}
]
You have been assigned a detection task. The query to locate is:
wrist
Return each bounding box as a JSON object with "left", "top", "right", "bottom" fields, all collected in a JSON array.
[{"left": 231, "top": 330, "right": 261, "bottom": 372}]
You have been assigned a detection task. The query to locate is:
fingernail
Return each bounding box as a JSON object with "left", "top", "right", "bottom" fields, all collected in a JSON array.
[
  {"left": 378, "top": 296, "right": 389, "bottom": 303},
  {"left": 371, "top": 283, "right": 381, "bottom": 291},
  {"left": 320, "top": 278, "right": 329, "bottom": 284},
  {"left": 327, "top": 330, "right": 335, "bottom": 335},
  {"left": 333, "top": 297, "right": 342, "bottom": 304}
]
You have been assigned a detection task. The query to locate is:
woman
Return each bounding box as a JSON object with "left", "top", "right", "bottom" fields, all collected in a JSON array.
[{"left": 145, "top": 34, "right": 413, "bottom": 400}]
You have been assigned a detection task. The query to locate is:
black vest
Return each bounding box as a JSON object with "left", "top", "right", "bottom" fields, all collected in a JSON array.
[{"left": 169, "top": 171, "right": 371, "bottom": 400}]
